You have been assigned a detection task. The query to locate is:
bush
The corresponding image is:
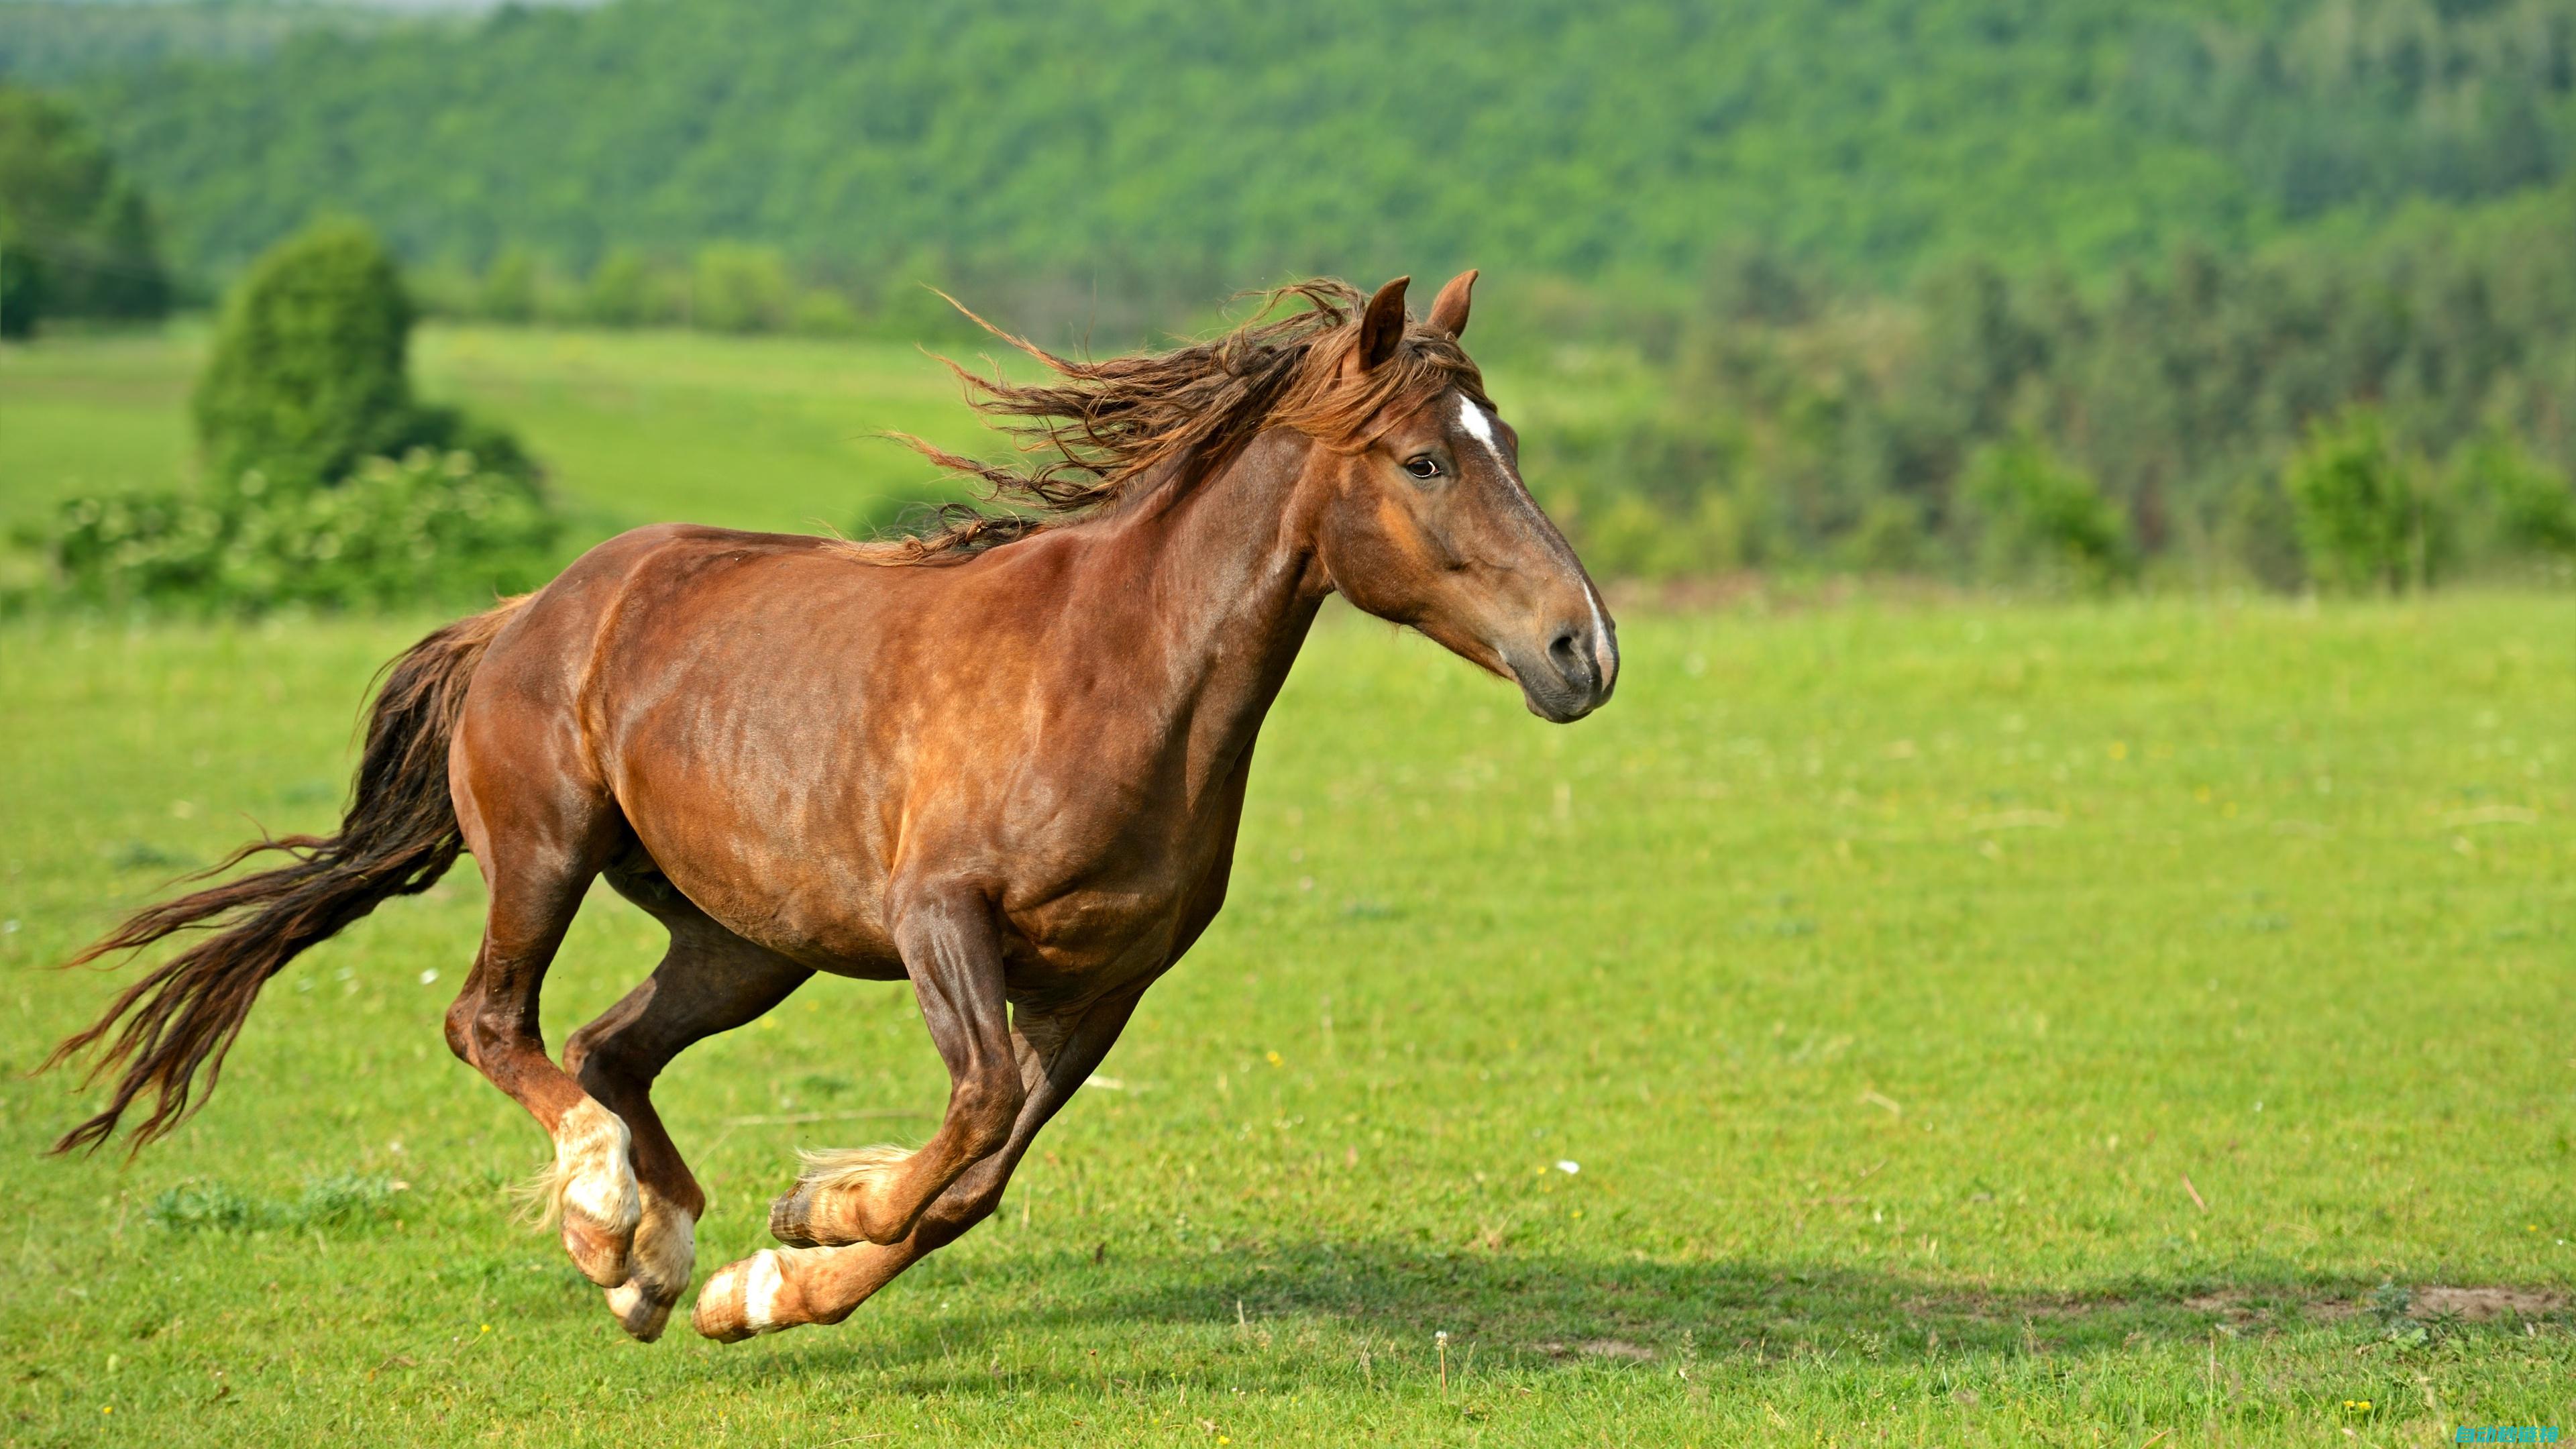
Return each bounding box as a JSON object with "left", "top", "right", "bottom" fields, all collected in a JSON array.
[
  {"left": 30, "top": 219, "right": 558, "bottom": 613},
  {"left": 476, "top": 244, "right": 541, "bottom": 323},
  {"left": 40, "top": 447, "right": 557, "bottom": 612},
  {"left": 790, "top": 286, "right": 860, "bottom": 336},
  {"left": 1845, "top": 495, "right": 1929, "bottom": 574},
  {"left": 2284, "top": 407, "right": 2436, "bottom": 592},
  {"left": 2453, "top": 434, "right": 2576, "bottom": 561},
  {"left": 1961, "top": 437, "right": 2135, "bottom": 590},
  {"left": 191, "top": 219, "right": 421, "bottom": 492},
  {"left": 2218, "top": 473, "right": 2307, "bottom": 592},
  {"left": 580, "top": 246, "right": 665, "bottom": 327},
  {"left": 691, "top": 243, "right": 794, "bottom": 333}
]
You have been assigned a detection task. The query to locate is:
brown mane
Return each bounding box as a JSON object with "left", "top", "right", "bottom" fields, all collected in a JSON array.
[{"left": 850, "top": 278, "right": 1489, "bottom": 561}]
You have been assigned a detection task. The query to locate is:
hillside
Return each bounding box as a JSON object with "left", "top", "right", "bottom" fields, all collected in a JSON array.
[{"left": 36, "top": 0, "right": 2576, "bottom": 303}]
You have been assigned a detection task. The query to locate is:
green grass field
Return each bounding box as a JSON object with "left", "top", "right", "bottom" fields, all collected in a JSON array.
[
  {"left": 3, "top": 327, "right": 2573, "bottom": 1446},
  {"left": 0, "top": 320, "right": 1654, "bottom": 553},
  {"left": 0, "top": 323, "right": 1000, "bottom": 548}
]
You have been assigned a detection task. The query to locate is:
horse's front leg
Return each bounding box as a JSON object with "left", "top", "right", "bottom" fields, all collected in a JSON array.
[
  {"left": 765, "top": 888, "right": 1024, "bottom": 1250},
  {"left": 693, "top": 991, "right": 1140, "bottom": 1341}
]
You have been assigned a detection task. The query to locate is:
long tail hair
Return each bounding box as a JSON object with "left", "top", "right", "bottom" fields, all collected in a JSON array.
[{"left": 43, "top": 597, "right": 526, "bottom": 1154}]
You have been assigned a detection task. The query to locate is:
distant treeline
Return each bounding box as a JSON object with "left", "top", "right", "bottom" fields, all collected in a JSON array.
[
  {"left": 405, "top": 242, "right": 976, "bottom": 342},
  {"left": 48, "top": 0, "right": 2576, "bottom": 311},
  {"left": 0, "top": 1, "right": 421, "bottom": 87},
  {"left": 404, "top": 207, "right": 2576, "bottom": 592},
  {"left": 1544, "top": 184, "right": 2576, "bottom": 589},
  {"left": 10, "top": 0, "right": 2576, "bottom": 592},
  {"left": 0, "top": 84, "right": 168, "bottom": 336}
]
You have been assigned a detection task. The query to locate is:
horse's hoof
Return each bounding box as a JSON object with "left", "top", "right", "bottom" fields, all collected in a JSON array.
[
  {"left": 767, "top": 1187, "right": 820, "bottom": 1248},
  {"left": 560, "top": 1205, "right": 633, "bottom": 1288},
  {"left": 547, "top": 1098, "right": 642, "bottom": 1286},
  {"left": 692, "top": 1252, "right": 785, "bottom": 1342},
  {"left": 606, "top": 1277, "right": 675, "bottom": 1342},
  {"left": 603, "top": 1191, "right": 696, "bottom": 1340}
]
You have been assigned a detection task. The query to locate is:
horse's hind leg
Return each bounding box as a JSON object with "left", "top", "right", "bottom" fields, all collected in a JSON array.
[
  {"left": 442, "top": 731, "right": 638, "bottom": 1287},
  {"left": 694, "top": 992, "right": 1138, "bottom": 1340},
  {"left": 563, "top": 876, "right": 811, "bottom": 1341}
]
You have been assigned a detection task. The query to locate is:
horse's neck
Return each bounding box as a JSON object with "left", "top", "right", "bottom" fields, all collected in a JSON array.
[{"left": 1086, "top": 432, "right": 1324, "bottom": 796}]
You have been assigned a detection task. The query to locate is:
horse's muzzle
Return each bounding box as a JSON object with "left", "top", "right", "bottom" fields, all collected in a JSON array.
[{"left": 1515, "top": 622, "right": 1617, "bottom": 722}]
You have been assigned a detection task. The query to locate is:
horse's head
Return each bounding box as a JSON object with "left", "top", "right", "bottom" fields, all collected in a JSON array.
[{"left": 1309, "top": 273, "right": 1618, "bottom": 723}]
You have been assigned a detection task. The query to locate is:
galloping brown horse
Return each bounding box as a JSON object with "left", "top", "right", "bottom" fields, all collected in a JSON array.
[{"left": 47, "top": 273, "right": 1617, "bottom": 1342}]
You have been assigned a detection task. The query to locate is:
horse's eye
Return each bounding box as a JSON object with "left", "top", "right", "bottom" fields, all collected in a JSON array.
[{"left": 1403, "top": 455, "right": 1442, "bottom": 480}]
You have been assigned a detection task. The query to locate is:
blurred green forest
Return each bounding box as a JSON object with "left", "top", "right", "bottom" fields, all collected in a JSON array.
[
  {"left": 5, "top": 0, "right": 2576, "bottom": 589},
  {"left": 13, "top": 0, "right": 2576, "bottom": 301},
  {"left": 0, "top": 0, "right": 415, "bottom": 85}
]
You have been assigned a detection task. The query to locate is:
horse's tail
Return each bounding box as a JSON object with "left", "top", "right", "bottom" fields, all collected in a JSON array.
[{"left": 44, "top": 596, "right": 529, "bottom": 1155}]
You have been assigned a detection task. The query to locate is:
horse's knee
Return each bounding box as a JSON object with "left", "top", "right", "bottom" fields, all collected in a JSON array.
[{"left": 953, "top": 1077, "right": 1024, "bottom": 1159}]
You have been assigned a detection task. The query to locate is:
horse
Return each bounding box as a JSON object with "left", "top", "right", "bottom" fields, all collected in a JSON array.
[{"left": 45, "top": 272, "right": 1619, "bottom": 1343}]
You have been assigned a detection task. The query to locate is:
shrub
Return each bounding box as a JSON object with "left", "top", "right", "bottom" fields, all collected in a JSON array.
[
  {"left": 790, "top": 286, "right": 860, "bottom": 336},
  {"left": 476, "top": 244, "right": 541, "bottom": 323},
  {"left": 1962, "top": 437, "right": 2134, "bottom": 590},
  {"left": 2218, "top": 473, "right": 2306, "bottom": 592},
  {"left": 2453, "top": 434, "right": 2576, "bottom": 561},
  {"left": 31, "top": 219, "right": 557, "bottom": 612},
  {"left": 191, "top": 219, "right": 421, "bottom": 493},
  {"left": 2284, "top": 407, "right": 2436, "bottom": 592},
  {"left": 691, "top": 243, "right": 794, "bottom": 332},
  {"left": 1563, "top": 488, "right": 1754, "bottom": 581},
  {"left": 580, "top": 246, "right": 665, "bottom": 327},
  {"left": 41, "top": 447, "right": 557, "bottom": 612},
  {"left": 1845, "top": 495, "right": 1929, "bottom": 574}
]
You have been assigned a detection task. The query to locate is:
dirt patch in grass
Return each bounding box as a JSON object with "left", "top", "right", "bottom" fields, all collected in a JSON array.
[
  {"left": 2412, "top": 1287, "right": 2569, "bottom": 1321},
  {"left": 2180, "top": 1289, "right": 2359, "bottom": 1324},
  {"left": 1891, "top": 1284, "right": 2568, "bottom": 1330},
  {"left": 1535, "top": 1338, "right": 1658, "bottom": 1361}
]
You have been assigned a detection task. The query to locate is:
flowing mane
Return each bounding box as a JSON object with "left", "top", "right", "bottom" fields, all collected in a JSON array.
[{"left": 849, "top": 278, "right": 1489, "bottom": 561}]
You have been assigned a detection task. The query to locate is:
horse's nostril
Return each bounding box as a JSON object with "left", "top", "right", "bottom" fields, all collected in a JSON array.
[{"left": 1546, "top": 629, "right": 1592, "bottom": 690}]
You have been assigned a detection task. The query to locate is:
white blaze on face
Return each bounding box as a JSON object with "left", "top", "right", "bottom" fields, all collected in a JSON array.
[
  {"left": 1454, "top": 394, "right": 1617, "bottom": 687},
  {"left": 1454, "top": 392, "right": 1506, "bottom": 458}
]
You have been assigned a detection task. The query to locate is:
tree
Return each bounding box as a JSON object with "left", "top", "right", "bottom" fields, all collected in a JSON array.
[
  {"left": 0, "top": 83, "right": 170, "bottom": 336},
  {"left": 2284, "top": 408, "right": 2433, "bottom": 593},
  {"left": 691, "top": 244, "right": 793, "bottom": 333},
  {"left": 1962, "top": 437, "right": 2135, "bottom": 591},
  {"left": 38, "top": 218, "right": 557, "bottom": 612},
  {"left": 191, "top": 219, "right": 424, "bottom": 492}
]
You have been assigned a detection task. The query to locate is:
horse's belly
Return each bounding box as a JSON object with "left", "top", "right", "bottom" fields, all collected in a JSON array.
[{"left": 627, "top": 814, "right": 903, "bottom": 974}]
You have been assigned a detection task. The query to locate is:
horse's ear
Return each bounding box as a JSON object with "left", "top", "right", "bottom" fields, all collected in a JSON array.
[
  {"left": 1352, "top": 275, "right": 1410, "bottom": 373},
  {"left": 1428, "top": 269, "right": 1477, "bottom": 337}
]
